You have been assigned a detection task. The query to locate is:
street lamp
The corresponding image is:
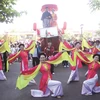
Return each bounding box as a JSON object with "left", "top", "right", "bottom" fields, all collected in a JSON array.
[{"left": 80, "top": 24, "right": 84, "bottom": 35}]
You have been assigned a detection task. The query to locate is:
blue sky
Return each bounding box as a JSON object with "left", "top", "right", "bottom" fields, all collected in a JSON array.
[{"left": 0, "top": 0, "right": 100, "bottom": 32}]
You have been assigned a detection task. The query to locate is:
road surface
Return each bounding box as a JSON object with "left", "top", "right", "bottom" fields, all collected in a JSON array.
[{"left": 0, "top": 62, "right": 100, "bottom": 100}]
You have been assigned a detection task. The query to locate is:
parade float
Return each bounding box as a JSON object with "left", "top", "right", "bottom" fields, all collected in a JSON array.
[{"left": 33, "top": 4, "right": 67, "bottom": 52}]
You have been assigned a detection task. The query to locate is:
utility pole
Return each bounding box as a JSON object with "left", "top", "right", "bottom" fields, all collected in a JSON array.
[{"left": 80, "top": 24, "right": 84, "bottom": 37}]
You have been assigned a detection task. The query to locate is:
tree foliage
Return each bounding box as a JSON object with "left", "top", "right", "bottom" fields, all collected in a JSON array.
[
  {"left": 96, "top": 30, "right": 100, "bottom": 35},
  {"left": 83, "top": 32, "right": 92, "bottom": 39},
  {"left": 0, "top": 0, "right": 24, "bottom": 23},
  {"left": 89, "top": 0, "right": 100, "bottom": 11}
]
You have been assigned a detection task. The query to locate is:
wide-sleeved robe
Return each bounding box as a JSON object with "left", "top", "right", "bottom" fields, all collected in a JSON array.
[
  {"left": 21, "top": 52, "right": 63, "bottom": 97},
  {"left": 67, "top": 49, "right": 90, "bottom": 84},
  {"left": 0, "top": 54, "right": 7, "bottom": 80},
  {"left": 81, "top": 61, "right": 100, "bottom": 95},
  {"left": 8, "top": 41, "right": 34, "bottom": 72}
]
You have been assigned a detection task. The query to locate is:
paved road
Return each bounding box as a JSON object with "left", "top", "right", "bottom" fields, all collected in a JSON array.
[{"left": 0, "top": 62, "right": 100, "bottom": 100}]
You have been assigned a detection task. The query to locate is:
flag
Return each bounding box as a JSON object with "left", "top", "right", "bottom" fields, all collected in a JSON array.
[
  {"left": 29, "top": 42, "right": 36, "bottom": 54},
  {"left": 0, "top": 41, "right": 11, "bottom": 53},
  {"left": 59, "top": 42, "right": 74, "bottom": 52},
  {"left": 5, "top": 41, "right": 11, "bottom": 53},
  {"left": 82, "top": 38, "right": 93, "bottom": 50},
  {"left": 6, "top": 60, "right": 9, "bottom": 72},
  {"left": 47, "top": 51, "right": 92, "bottom": 66},
  {"left": 25, "top": 41, "right": 35, "bottom": 54},
  {"left": 76, "top": 51, "right": 92, "bottom": 63},
  {"left": 46, "top": 52, "right": 76, "bottom": 66},
  {"left": 16, "top": 63, "right": 41, "bottom": 90},
  {"left": 8, "top": 52, "right": 20, "bottom": 63}
]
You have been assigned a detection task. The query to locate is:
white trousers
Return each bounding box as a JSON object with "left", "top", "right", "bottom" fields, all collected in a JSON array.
[
  {"left": 67, "top": 67, "right": 79, "bottom": 84},
  {"left": 0, "top": 70, "right": 7, "bottom": 80},
  {"left": 67, "top": 60, "right": 80, "bottom": 84},
  {"left": 31, "top": 80, "right": 63, "bottom": 97},
  {"left": 81, "top": 74, "right": 100, "bottom": 95}
]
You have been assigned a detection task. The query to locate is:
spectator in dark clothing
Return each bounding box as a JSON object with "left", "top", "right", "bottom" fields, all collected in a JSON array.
[
  {"left": 32, "top": 45, "right": 40, "bottom": 67},
  {"left": 37, "top": 42, "right": 42, "bottom": 57},
  {"left": 41, "top": 7, "right": 52, "bottom": 28},
  {"left": 3, "top": 51, "right": 9, "bottom": 72}
]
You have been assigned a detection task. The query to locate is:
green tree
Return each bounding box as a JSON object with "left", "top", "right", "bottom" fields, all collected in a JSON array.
[
  {"left": 0, "top": 0, "right": 24, "bottom": 23},
  {"left": 89, "top": 0, "right": 100, "bottom": 11},
  {"left": 96, "top": 30, "right": 100, "bottom": 35},
  {"left": 62, "top": 30, "right": 73, "bottom": 40},
  {"left": 83, "top": 32, "right": 92, "bottom": 39}
]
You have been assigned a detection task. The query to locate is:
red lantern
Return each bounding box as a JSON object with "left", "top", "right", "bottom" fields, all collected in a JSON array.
[
  {"left": 37, "top": 29, "right": 40, "bottom": 35},
  {"left": 63, "top": 22, "right": 67, "bottom": 30},
  {"left": 33, "top": 23, "right": 37, "bottom": 31}
]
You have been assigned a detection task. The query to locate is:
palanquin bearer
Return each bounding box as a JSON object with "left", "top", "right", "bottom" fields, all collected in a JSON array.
[
  {"left": 81, "top": 54, "right": 100, "bottom": 95},
  {"left": 0, "top": 54, "right": 7, "bottom": 80}
]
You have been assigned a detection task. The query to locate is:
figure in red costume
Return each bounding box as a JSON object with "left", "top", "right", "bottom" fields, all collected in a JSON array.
[
  {"left": 8, "top": 41, "right": 34, "bottom": 72},
  {"left": 67, "top": 42, "right": 82, "bottom": 84},
  {"left": 67, "top": 42, "right": 90, "bottom": 84},
  {"left": 44, "top": 41, "right": 54, "bottom": 58},
  {"left": 8, "top": 41, "right": 36, "bottom": 84},
  {"left": 18, "top": 44, "right": 29, "bottom": 71},
  {"left": 82, "top": 54, "right": 100, "bottom": 95},
  {"left": 0, "top": 54, "right": 7, "bottom": 80},
  {"left": 44, "top": 41, "right": 55, "bottom": 74},
  {"left": 22, "top": 52, "right": 63, "bottom": 98},
  {"left": 91, "top": 42, "right": 99, "bottom": 54},
  {"left": 50, "top": 8, "right": 57, "bottom": 27}
]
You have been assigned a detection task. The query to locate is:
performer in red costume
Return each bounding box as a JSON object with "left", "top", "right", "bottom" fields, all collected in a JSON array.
[
  {"left": 67, "top": 42, "right": 90, "bottom": 84},
  {"left": 67, "top": 42, "right": 81, "bottom": 84},
  {"left": 81, "top": 54, "right": 100, "bottom": 95},
  {"left": 8, "top": 41, "right": 36, "bottom": 84},
  {"left": 8, "top": 41, "right": 34, "bottom": 72},
  {"left": 0, "top": 54, "right": 7, "bottom": 80},
  {"left": 91, "top": 42, "right": 99, "bottom": 54},
  {"left": 22, "top": 52, "right": 63, "bottom": 98}
]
